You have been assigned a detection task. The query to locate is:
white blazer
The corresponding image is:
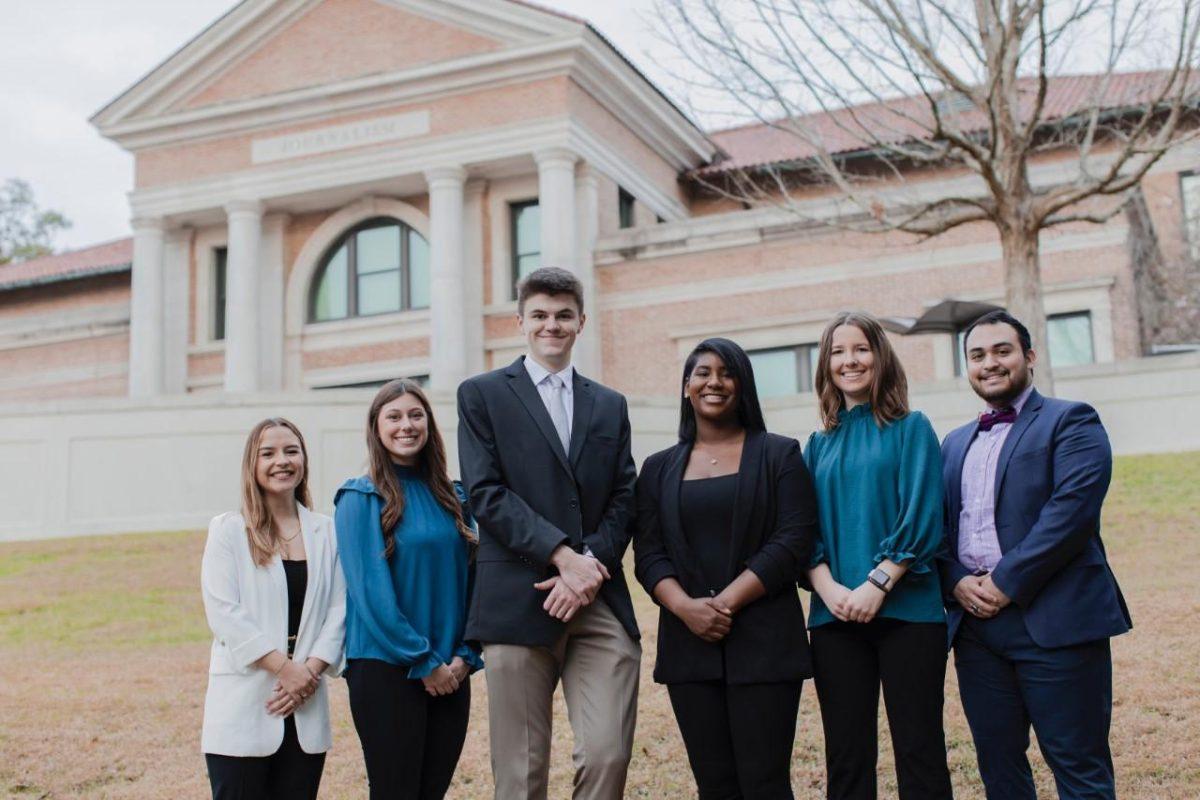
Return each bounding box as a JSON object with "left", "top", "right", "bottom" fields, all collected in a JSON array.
[{"left": 200, "top": 504, "right": 346, "bottom": 757}]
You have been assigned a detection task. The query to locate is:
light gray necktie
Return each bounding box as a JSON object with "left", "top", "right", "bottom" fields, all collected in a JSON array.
[{"left": 545, "top": 373, "right": 571, "bottom": 456}]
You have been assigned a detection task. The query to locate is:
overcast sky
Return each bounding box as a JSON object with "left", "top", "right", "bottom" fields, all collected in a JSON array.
[{"left": 0, "top": 0, "right": 681, "bottom": 250}]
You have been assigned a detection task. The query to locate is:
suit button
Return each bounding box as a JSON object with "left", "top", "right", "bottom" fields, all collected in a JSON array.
[{"left": 568, "top": 499, "right": 578, "bottom": 510}]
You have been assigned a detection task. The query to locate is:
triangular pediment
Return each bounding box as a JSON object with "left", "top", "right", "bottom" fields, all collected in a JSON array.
[{"left": 92, "top": 0, "right": 580, "bottom": 129}]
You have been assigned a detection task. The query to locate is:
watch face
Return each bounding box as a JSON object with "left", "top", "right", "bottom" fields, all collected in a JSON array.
[{"left": 869, "top": 569, "right": 890, "bottom": 586}]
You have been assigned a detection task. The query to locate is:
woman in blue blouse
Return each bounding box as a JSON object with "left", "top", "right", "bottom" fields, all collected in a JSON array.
[
  {"left": 804, "top": 312, "right": 953, "bottom": 800},
  {"left": 335, "top": 378, "right": 481, "bottom": 800}
]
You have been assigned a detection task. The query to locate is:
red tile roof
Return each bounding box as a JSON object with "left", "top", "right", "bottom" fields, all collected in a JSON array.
[
  {"left": 0, "top": 237, "right": 132, "bottom": 292},
  {"left": 696, "top": 71, "right": 1189, "bottom": 177}
]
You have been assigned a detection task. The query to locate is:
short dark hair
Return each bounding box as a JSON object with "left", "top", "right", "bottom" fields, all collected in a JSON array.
[
  {"left": 517, "top": 267, "right": 584, "bottom": 315},
  {"left": 677, "top": 338, "right": 767, "bottom": 441},
  {"left": 962, "top": 310, "right": 1032, "bottom": 355}
]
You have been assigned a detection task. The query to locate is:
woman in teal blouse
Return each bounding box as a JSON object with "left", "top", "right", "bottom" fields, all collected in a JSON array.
[
  {"left": 335, "top": 378, "right": 481, "bottom": 800},
  {"left": 804, "top": 312, "right": 953, "bottom": 800}
]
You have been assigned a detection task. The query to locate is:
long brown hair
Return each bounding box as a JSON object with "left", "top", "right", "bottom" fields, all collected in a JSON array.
[
  {"left": 814, "top": 311, "right": 910, "bottom": 431},
  {"left": 241, "top": 417, "right": 312, "bottom": 567},
  {"left": 366, "top": 379, "right": 475, "bottom": 558}
]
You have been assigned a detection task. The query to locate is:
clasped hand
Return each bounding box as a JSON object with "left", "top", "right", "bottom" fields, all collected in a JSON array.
[
  {"left": 953, "top": 574, "right": 1010, "bottom": 619},
  {"left": 535, "top": 547, "right": 611, "bottom": 622},
  {"left": 265, "top": 659, "right": 320, "bottom": 717},
  {"left": 821, "top": 581, "right": 886, "bottom": 623},
  {"left": 421, "top": 657, "right": 470, "bottom": 697},
  {"left": 676, "top": 596, "right": 733, "bottom": 642}
]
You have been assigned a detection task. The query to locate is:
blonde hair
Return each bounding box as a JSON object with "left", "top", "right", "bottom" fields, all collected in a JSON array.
[
  {"left": 366, "top": 379, "right": 475, "bottom": 559},
  {"left": 240, "top": 418, "right": 312, "bottom": 567},
  {"left": 814, "top": 311, "right": 910, "bottom": 432}
]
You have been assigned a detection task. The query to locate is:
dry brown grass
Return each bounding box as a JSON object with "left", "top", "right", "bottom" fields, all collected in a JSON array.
[{"left": 1, "top": 451, "right": 1197, "bottom": 799}]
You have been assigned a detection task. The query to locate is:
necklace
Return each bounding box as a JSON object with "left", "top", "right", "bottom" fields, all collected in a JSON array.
[{"left": 277, "top": 523, "right": 301, "bottom": 543}]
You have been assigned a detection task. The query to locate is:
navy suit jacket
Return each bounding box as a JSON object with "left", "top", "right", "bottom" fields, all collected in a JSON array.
[{"left": 938, "top": 389, "right": 1131, "bottom": 649}]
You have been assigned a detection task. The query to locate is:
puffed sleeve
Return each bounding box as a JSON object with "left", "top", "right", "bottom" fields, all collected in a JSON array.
[
  {"left": 334, "top": 486, "right": 440, "bottom": 678},
  {"left": 802, "top": 432, "right": 829, "bottom": 569},
  {"left": 200, "top": 514, "right": 273, "bottom": 672},
  {"left": 874, "top": 412, "right": 944, "bottom": 573}
]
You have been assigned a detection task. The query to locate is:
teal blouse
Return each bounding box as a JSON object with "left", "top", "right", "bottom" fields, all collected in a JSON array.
[{"left": 803, "top": 405, "right": 946, "bottom": 629}]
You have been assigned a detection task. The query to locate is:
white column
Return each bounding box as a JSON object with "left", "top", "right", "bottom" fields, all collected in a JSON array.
[
  {"left": 223, "top": 200, "right": 263, "bottom": 393},
  {"left": 463, "top": 180, "right": 487, "bottom": 378},
  {"left": 535, "top": 147, "right": 578, "bottom": 270},
  {"left": 162, "top": 228, "right": 192, "bottom": 394},
  {"left": 574, "top": 166, "right": 601, "bottom": 378},
  {"left": 128, "top": 217, "right": 165, "bottom": 397},
  {"left": 426, "top": 166, "right": 469, "bottom": 394},
  {"left": 258, "top": 213, "right": 288, "bottom": 392}
]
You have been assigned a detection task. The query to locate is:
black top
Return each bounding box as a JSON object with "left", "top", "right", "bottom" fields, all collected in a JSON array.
[
  {"left": 282, "top": 559, "right": 307, "bottom": 656},
  {"left": 680, "top": 474, "right": 738, "bottom": 593}
]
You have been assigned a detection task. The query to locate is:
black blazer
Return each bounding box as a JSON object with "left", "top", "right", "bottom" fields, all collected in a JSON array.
[
  {"left": 457, "top": 356, "right": 639, "bottom": 647},
  {"left": 633, "top": 430, "right": 818, "bottom": 685}
]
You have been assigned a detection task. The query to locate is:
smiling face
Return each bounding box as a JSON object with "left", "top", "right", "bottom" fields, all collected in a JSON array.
[
  {"left": 685, "top": 350, "right": 739, "bottom": 425},
  {"left": 964, "top": 322, "right": 1036, "bottom": 405},
  {"left": 376, "top": 392, "right": 429, "bottom": 466},
  {"left": 829, "top": 323, "right": 876, "bottom": 407},
  {"left": 518, "top": 292, "right": 585, "bottom": 372},
  {"left": 254, "top": 425, "right": 305, "bottom": 499}
]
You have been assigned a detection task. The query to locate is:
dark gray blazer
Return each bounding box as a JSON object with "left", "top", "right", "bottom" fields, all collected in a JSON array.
[
  {"left": 633, "top": 430, "right": 818, "bottom": 685},
  {"left": 456, "top": 356, "right": 639, "bottom": 646}
]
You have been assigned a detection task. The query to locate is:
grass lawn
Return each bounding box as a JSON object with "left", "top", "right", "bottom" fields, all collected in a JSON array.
[{"left": 1, "top": 451, "right": 1197, "bottom": 798}]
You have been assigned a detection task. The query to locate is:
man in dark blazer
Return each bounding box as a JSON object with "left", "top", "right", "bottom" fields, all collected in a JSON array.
[
  {"left": 457, "top": 267, "right": 640, "bottom": 800},
  {"left": 939, "top": 310, "right": 1131, "bottom": 800}
]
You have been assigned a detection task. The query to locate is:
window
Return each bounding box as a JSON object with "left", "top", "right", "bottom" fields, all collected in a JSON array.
[
  {"left": 1181, "top": 172, "right": 1200, "bottom": 259},
  {"left": 748, "top": 344, "right": 820, "bottom": 398},
  {"left": 510, "top": 200, "right": 541, "bottom": 297},
  {"left": 618, "top": 188, "right": 635, "bottom": 229},
  {"left": 955, "top": 311, "right": 1095, "bottom": 373},
  {"left": 1047, "top": 312, "right": 1094, "bottom": 367},
  {"left": 309, "top": 218, "right": 429, "bottom": 323},
  {"left": 212, "top": 246, "right": 227, "bottom": 341}
]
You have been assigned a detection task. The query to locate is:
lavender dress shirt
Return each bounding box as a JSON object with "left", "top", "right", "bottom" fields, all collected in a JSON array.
[{"left": 957, "top": 384, "right": 1035, "bottom": 573}]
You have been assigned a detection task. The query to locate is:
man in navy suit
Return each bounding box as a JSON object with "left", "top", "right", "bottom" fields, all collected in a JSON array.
[{"left": 939, "top": 310, "right": 1131, "bottom": 799}]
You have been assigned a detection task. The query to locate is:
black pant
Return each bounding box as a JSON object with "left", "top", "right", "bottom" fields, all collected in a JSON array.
[
  {"left": 205, "top": 716, "right": 325, "bottom": 800},
  {"left": 667, "top": 680, "right": 802, "bottom": 800},
  {"left": 346, "top": 658, "right": 471, "bottom": 800},
  {"left": 810, "top": 619, "right": 953, "bottom": 800}
]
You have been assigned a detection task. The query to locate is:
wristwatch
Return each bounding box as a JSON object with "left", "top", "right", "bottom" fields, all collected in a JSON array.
[{"left": 867, "top": 567, "right": 893, "bottom": 593}]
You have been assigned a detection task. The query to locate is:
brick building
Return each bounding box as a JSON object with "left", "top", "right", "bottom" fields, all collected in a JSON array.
[{"left": 2, "top": 0, "right": 1198, "bottom": 406}]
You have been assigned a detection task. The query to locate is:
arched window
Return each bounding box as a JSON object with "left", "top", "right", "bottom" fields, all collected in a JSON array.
[{"left": 309, "top": 217, "right": 430, "bottom": 322}]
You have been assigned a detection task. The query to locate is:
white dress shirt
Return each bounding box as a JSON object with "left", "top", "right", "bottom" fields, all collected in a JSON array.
[{"left": 524, "top": 355, "right": 575, "bottom": 434}]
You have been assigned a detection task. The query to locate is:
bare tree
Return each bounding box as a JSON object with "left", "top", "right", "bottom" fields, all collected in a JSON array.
[{"left": 657, "top": 0, "right": 1200, "bottom": 392}]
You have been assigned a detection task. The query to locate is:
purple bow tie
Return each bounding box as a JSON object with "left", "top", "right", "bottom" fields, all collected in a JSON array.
[{"left": 978, "top": 407, "right": 1018, "bottom": 431}]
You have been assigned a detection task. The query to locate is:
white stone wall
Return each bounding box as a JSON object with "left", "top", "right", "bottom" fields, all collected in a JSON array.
[{"left": 2, "top": 352, "right": 1197, "bottom": 542}]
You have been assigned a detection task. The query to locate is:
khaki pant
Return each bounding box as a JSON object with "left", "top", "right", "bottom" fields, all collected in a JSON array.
[{"left": 482, "top": 599, "right": 641, "bottom": 800}]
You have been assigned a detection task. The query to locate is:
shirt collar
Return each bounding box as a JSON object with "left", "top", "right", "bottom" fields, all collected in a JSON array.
[
  {"left": 986, "top": 382, "right": 1034, "bottom": 413},
  {"left": 524, "top": 355, "right": 574, "bottom": 390}
]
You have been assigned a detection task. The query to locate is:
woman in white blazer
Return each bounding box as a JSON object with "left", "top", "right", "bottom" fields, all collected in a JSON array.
[{"left": 201, "top": 417, "right": 346, "bottom": 800}]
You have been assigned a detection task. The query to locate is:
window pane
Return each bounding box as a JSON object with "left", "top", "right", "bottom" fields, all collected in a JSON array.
[
  {"left": 749, "top": 349, "right": 800, "bottom": 398},
  {"left": 618, "top": 188, "right": 635, "bottom": 229},
  {"left": 516, "top": 253, "right": 541, "bottom": 282},
  {"left": 1048, "top": 313, "right": 1094, "bottom": 367},
  {"left": 357, "top": 270, "right": 401, "bottom": 316},
  {"left": 1183, "top": 174, "right": 1200, "bottom": 259},
  {"left": 799, "top": 344, "right": 820, "bottom": 392},
  {"left": 213, "top": 247, "right": 227, "bottom": 341},
  {"left": 408, "top": 230, "right": 430, "bottom": 309},
  {"left": 356, "top": 224, "right": 401, "bottom": 274},
  {"left": 514, "top": 203, "right": 540, "bottom": 257},
  {"left": 312, "top": 245, "right": 349, "bottom": 321}
]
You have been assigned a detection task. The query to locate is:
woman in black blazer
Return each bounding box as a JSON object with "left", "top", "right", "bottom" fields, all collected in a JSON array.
[{"left": 634, "top": 337, "right": 819, "bottom": 800}]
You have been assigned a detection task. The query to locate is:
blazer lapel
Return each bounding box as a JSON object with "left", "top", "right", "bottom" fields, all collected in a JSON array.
[
  {"left": 661, "top": 441, "right": 709, "bottom": 590},
  {"left": 726, "top": 430, "right": 764, "bottom": 578},
  {"left": 295, "top": 504, "right": 319, "bottom": 639},
  {"left": 568, "top": 373, "right": 596, "bottom": 468},
  {"left": 994, "top": 388, "right": 1043, "bottom": 503},
  {"left": 505, "top": 358, "right": 572, "bottom": 475}
]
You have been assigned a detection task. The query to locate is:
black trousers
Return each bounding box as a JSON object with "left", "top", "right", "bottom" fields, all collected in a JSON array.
[
  {"left": 667, "top": 680, "right": 802, "bottom": 800},
  {"left": 810, "top": 619, "right": 953, "bottom": 800},
  {"left": 346, "top": 658, "right": 471, "bottom": 800},
  {"left": 205, "top": 716, "right": 325, "bottom": 800}
]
